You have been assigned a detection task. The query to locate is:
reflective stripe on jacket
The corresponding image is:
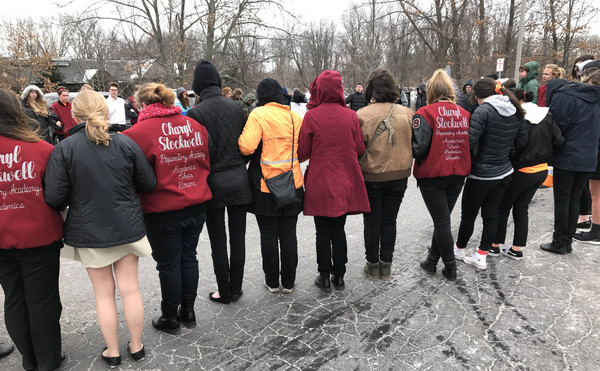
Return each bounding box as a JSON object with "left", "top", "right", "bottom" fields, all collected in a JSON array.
[{"left": 239, "top": 102, "right": 303, "bottom": 193}]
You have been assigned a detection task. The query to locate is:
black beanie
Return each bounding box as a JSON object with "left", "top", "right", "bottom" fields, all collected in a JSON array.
[
  {"left": 192, "top": 59, "right": 222, "bottom": 94},
  {"left": 256, "top": 78, "right": 285, "bottom": 106},
  {"left": 511, "top": 88, "right": 533, "bottom": 103}
]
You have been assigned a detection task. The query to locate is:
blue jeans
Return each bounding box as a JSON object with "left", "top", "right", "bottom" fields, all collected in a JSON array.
[
  {"left": 363, "top": 179, "right": 408, "bottom": 263},
  {"left": 145, "top": 213, "right": 206, "bottom": 317},
  {"left": 418, "top": 176, "right": 465, "bottom": 262}
]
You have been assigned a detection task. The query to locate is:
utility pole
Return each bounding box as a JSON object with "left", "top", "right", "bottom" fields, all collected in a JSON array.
[{"left": 514, "top": 0, "right": 527, "bottom": 81}]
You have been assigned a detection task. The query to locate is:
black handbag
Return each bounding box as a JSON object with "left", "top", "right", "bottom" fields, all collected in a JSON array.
[{"left": 263, "top": 114, "right": 300, "bottom": 210}]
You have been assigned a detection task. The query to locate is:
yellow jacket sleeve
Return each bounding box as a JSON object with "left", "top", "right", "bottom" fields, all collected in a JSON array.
[{"left": 238, "top": 111, "right": 263, "bottom": 155}]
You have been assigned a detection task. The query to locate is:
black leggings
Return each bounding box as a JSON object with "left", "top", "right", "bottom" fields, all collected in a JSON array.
[
  {"left": 418, "top": 176, "right": 465, "bottom": 262},
  {"left": 314, "top": 215, "right": 348, "bottom": 277},
  {"left": 456, "top": 176, "right": 511, "bottom": 252},
  {"left": 206, "top": 205, "right": 247, "bottom": 301},
  {"left": 0, "top": 244, "right": 62, "bottom": 371},
  {"left": 255, "top": 215, "right": 298, "bottom": 290},
  {"left": 552, "top": 168, "right": 593, "bottom": 243},
  {"left": 363, "top": 179, "right": 407, "bottom": 263},
  {"left": 495, "top": 170, "right": 547, "bottom": 246}
]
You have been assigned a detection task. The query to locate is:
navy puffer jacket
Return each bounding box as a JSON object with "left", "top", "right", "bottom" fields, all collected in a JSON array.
[
  {"left": 548, "top": 82, "right": 600, "bottom": 172},
  {"left": 469, "top": 95, "right": 528, "bottom": 178}
]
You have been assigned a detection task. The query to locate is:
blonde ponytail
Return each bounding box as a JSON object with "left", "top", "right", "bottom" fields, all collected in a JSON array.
[
  {"left": 545, "top": 64, "right": 565, "bottom": 79},
  {"left": 71, "top": 90, "right": 111, "bottom": 146}
]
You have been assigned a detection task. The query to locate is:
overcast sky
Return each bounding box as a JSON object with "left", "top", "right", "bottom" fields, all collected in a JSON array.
[
  {"left": 3, "top": 0, "right": 351, "bottom": 24},
  {"left": 4, "top": 1, "right": 599, "bottom": 39}
]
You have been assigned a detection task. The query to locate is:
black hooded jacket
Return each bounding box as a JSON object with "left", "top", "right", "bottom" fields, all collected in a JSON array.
[
  {"left": 458, "top": 79, "right": 475, "bottom": 112},
  {"left": 187, "top": 60, "right": 252, "bottom": 209},
  {"left": 415, "top": 83, "right": 427, "bottom": 111}
]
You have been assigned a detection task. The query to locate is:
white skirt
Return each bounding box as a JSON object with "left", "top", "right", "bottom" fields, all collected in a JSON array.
[{"left": 61, "top": 236, "right": 152, "bottom": 269}]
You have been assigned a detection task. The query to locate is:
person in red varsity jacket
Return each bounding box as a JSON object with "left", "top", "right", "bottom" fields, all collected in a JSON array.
[
  {"left": 48, "top": 86, "right": 78, "bottom": 141},
  {"left": 412, "top": 70, "right": 471, "bottom": 281},
  {"left": 0, "top": 89, "right": 64, "bottom": 371},
  {"left": 124, "top": 83, "right": 212, "bottom": 334}
]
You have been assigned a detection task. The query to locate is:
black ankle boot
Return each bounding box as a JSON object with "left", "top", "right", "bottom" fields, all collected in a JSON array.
[
  {"left": 540, "top": 241, "right": 568, "bottom": 255},
  {"left": 152, "top": 315, "right": 181, "bottom": 334},
  {"left": 331, "top": 275, "right": 345, "bottom": 289},
  {"left": 314, "top": 273, "right": 331, "bottom": 292},
  {"left": 177, "top": 307, "right": 197, "bottom": 328},
  {"left": 441, "top": 260, "right": 457, "bottom": 281},
  {"left": 419, "top": 249, "right": 439, "bottom": 274}
]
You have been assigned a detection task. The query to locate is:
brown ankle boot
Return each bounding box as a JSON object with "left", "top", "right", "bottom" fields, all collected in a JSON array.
[
  {"left": 363, "top": 261, "right": 380, "bottom": 280},
  {"left": 379, "top": 260, "right": 392, "bottom": 280}
]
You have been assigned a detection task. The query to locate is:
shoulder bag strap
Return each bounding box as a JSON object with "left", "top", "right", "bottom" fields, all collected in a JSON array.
[
  {"left": 359, "top": 103, "right": 396, "bottom": 164},
  {"left": 290, "top": 113, "right": 294, "bottom": 171},
  {"left": 261, "top": 112, "right": 295, "bottom": 179}
]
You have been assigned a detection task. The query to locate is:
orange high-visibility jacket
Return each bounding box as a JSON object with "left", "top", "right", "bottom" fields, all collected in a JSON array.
[{"left": 238, "top": 102, "right": 303, "bottom": 193}]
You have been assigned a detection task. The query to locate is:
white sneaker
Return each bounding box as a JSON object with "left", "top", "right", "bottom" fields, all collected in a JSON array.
[
  {"left": 264, "top": 283, "right": 280, "bottom": 293},
  {"left": 454, "top": 244, "right": 466, "bottom": 261},
  {"left": 464, "top": 253, "right": 487, "bottom": 270}
]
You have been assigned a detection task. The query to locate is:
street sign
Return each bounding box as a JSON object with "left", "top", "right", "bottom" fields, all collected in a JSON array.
[{"left": 497, "top": 58, "right": 505, "bottom": 72}]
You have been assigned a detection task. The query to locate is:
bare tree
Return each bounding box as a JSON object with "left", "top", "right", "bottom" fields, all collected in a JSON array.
[
  {"left": 286, "top": 20, "right": 338, "bottom": 89},
  {"left": 0, "top": 18, "right": 63, "bottom": 92}
]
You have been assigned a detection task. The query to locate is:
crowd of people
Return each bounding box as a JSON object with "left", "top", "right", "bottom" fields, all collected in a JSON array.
[{"left": 2, "top": 55, "right": 600, "bottom": 370}]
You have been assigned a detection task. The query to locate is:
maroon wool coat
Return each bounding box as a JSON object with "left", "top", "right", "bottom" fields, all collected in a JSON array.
[{"left": 298, "top": 70, "right": 370, "bottom": 217}]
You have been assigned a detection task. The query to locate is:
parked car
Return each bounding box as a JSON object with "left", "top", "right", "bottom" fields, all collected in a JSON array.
[{"left": 43, "top": 92, "right": 78, "bottom": 106}]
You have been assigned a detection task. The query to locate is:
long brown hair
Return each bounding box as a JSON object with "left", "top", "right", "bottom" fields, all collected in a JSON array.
[
  {"left": 0, "top": 89, "right": 40, "bottom": 142},
  {"left": 71, "top": 90, "right": 111, "bottom": 146},
  {"left": 583, "top": 70, "right": 600, "bottom": 85},
  {"left": 473, "top": 78, "right": 526, "bottom": 120},
  {"left": 23, "top": 87, "right": 49, "bottom": 117}
]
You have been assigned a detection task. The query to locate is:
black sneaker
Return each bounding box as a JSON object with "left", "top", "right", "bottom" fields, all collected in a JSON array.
[
  {"left": 488, "top": 246, "right": 501, "bottom": 257},
  {"left": 502, "top": 247, "right": 523, "bottom": 261},
  {"left": 573, "top": 231, "right": 600, "bottom": 245},
  {"left": 577, "top": 220, "right": 592, "bottom": 231}
]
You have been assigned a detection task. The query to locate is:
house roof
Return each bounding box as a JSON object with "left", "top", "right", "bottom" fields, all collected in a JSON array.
[{"left": 51, "top": 59, "right": 141, "bottom": 84}]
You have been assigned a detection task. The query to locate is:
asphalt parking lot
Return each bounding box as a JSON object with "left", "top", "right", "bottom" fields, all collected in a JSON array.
[{"left": 1, "top": 180, "right": 599, "bottom": 370}]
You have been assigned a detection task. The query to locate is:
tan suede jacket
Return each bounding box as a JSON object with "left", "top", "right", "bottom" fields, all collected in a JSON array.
[{"left": 357, "top": 102, "right": 414, "bottom": 182}]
